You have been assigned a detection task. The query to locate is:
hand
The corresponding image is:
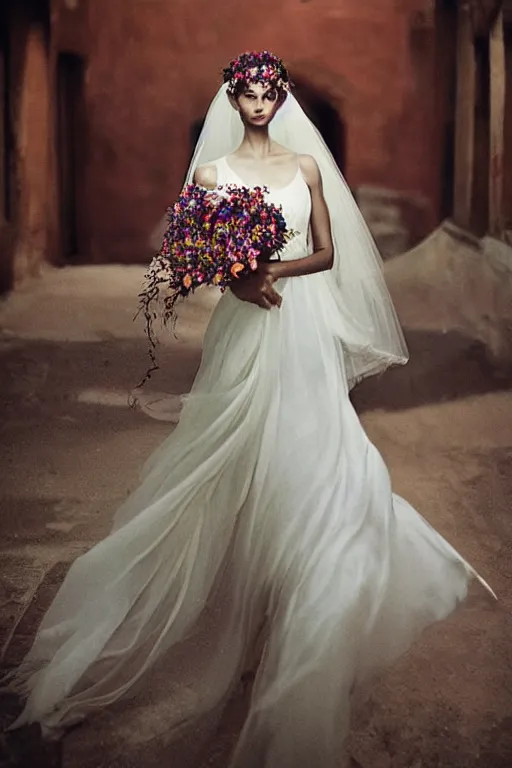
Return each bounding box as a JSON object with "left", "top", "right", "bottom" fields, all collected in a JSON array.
[
  {"left": 204, "top": 191, "right": 224, "bottom": 207},
  {"left": 230, "top": 262, "right": 282, "bottom": 310}
]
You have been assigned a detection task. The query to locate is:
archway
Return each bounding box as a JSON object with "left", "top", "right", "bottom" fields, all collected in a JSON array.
[
  {"left": 186, "top": 117, "right": 205, "bottom": 169},
  {"left": 291, "top": 78, "right": 346, "bottom": 174},
  {"left": 188, "top": 85, "right": 346, "bottom": 177},
  {"left": 190, "top": 117, "right": 204, "bottom": 149}
]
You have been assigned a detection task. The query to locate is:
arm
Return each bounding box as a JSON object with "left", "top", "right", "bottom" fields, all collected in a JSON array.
[
  {"left": 193, "top": 164, "right": 217, "bottom": 189},
  {"left": 264, "top": 154, "right": 334, "bottom": 280},
  {"left": 230, "top": 155, "right": 333, "bottom": 310},
  {"left": 150, "top": 164, "right": 217, "bottom": 251},
  {"left": 192, "top": 163, "right": 279, "bottom": 309}
]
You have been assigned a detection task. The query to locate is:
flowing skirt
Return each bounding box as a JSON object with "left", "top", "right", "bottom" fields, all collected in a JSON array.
[{"left": 6, "top": 272, "right": 487, "bottom": 767}]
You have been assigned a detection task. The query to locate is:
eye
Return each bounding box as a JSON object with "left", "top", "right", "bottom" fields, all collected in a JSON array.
[{"left": 265, "top": 90, "right": 277, "bottom": 102}]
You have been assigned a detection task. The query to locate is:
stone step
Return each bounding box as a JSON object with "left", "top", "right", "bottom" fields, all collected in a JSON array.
[
  {"left": 359, "top": 201, "right": 403, "bottom": 227},
  {"left": 369, "top": 222, "right": 410, "bottom": 258}
]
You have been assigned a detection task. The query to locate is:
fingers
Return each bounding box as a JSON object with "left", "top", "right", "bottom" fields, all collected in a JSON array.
[
  {"left": 261, "top": 275, "right": 282, "bottom": 308},
  {"left": 230, "top": 281, "right": 281, "bottom": 311},
  {"left": 257, "top": 295, "right": 273, "bottom": 310},
  {"left": 264, "top": 287, "right": 282, "bottom": 308}
]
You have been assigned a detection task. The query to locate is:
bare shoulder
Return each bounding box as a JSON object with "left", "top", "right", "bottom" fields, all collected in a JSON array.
[
  {"left": 193, "top": 163, "right": 217, "bottom": 189},
  {"left": 298, "top": 154, "right": 321, "bottom": 186}
]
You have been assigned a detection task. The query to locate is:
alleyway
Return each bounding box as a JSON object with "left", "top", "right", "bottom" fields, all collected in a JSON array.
[{"left": 0, "top": 254, "right": 511, "bottom": 768}]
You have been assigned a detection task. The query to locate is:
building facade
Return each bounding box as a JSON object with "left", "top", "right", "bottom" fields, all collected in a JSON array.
[{"left": 0, "top": 0, "right": 510, "bottom": 291}]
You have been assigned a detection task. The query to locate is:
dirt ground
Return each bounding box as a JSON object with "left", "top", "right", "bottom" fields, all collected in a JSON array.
[{"left": 0, "top": 243, "right": 511, "bottom": 768}]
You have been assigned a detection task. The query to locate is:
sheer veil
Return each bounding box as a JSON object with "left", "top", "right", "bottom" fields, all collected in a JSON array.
[{"left": 181, "top": 83, "right": 409, "bottom": 388}]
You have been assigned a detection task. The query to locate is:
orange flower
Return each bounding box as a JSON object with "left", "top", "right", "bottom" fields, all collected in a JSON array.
[
  {"left": 230, "top": 262, "right": 245, "bottom": 278},
  {"left": 182, "top": 274, "right": 192, "bottom": 289}
]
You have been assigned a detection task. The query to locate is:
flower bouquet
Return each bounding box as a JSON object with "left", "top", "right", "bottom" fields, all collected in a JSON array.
[{"left": 137, "top": 183, "right": 296, "bottom": 383}]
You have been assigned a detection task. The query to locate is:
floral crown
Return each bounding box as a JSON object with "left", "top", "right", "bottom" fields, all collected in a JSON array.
[{"left": 223, "top": 51, "right": 292, "bottom": 96}]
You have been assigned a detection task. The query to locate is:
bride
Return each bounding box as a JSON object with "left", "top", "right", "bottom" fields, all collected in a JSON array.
[{"left": 4, "top": 51, "right": 493, "bottom": 767}]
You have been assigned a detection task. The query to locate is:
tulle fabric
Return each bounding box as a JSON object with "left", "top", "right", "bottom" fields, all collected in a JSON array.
[
  {"left": 162, "top": 84, "right": 409, "bottom": 388},
  {"left": 5, "top": 165, "right": 489, "bottom": 767}
]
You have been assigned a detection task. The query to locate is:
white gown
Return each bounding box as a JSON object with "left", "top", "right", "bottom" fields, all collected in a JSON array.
[{"left": 8, "top": 158, "right": 485, "bottom": 766}]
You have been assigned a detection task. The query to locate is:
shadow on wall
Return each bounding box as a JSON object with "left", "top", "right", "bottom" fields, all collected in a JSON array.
[
  {"left": 56, "top": 51, "right": 87, "bottom": 264},
  {"left": 189, "top": 118, "right": 205, "bottom": 164},
  {"left": 292, "top": 77, "right": 346, "bottom": 174}
]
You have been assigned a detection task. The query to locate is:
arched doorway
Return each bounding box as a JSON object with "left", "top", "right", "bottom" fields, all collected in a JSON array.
[
  {"left": 186, "top": 117, "right": 205, "bottom": 169},
  {"left": 291, "top": 78, "right": 346, "bottom": 174},
  {"left": 190, "top": 118, "right": 204, "bottom": 149},
  {"left": 188, "top": 85, "right": 346, "bottom": 176}
]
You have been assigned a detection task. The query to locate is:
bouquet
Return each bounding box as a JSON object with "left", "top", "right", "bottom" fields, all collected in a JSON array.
[{"left": 137, "top": 183, "right": 296, "bottom": 383}]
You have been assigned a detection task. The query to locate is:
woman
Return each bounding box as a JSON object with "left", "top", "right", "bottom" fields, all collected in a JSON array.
[{"left": 5, "top": 52, "right": 493, "bottom": 767}]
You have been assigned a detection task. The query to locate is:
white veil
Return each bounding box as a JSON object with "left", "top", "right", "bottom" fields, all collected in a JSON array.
[{"left": 164, "top": 83, "right": 408, "bottom": 388}]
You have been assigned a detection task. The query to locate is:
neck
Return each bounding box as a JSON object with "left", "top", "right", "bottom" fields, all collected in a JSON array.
[{"left": 239, "top": 125, "right": 273, "bottom": 158}]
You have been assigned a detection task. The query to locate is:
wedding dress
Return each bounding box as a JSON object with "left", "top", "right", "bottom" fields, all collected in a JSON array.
[{"left": 5, "top": 155, "right": 493, "bottom": 767}]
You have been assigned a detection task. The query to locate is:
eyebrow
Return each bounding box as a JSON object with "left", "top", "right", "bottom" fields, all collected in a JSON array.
[{"left": 243, "top": 86, "right": 275, "bottom": 96}]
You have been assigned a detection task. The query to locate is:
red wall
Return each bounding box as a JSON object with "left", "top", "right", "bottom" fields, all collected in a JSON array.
[
  {"left": 0, "top": 1, "right": 55, "bottom": 290},
  {"left": 52, "top": 0, "right": 444, "bottom": 263}
]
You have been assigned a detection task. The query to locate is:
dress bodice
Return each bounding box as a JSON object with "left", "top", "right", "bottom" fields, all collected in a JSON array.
[{"left": 214, "top": 156, "right": 312, "bottom": 261}]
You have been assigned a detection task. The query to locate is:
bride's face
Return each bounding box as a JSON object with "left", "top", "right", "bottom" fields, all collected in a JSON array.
[{"left": 235, "top": 82, "right": 283, "bottom": 127}]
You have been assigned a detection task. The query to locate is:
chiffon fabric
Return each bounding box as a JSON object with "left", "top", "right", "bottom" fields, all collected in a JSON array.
[
  {"left": 7, "top": 159, "right": 486, "bottom": 767},
  {"left": 184, "top": 84, "right": 410, "bottom": 388}
]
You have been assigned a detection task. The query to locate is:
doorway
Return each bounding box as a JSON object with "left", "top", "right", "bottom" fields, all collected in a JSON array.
[
  {"left": 56, "top": 51, "right": 85, "bottom": 261},
  {"left": 0, "top": 8, "right": 12, "bottom": 223},
  {"left": 471, "top": 34, "right": 490, "bottom": 235},
  {"left": 436, "top": 0, "right": 458, "bottom": 221},
  {"left": 292, "top": 80, "right": 346, "bottom": 174}
]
